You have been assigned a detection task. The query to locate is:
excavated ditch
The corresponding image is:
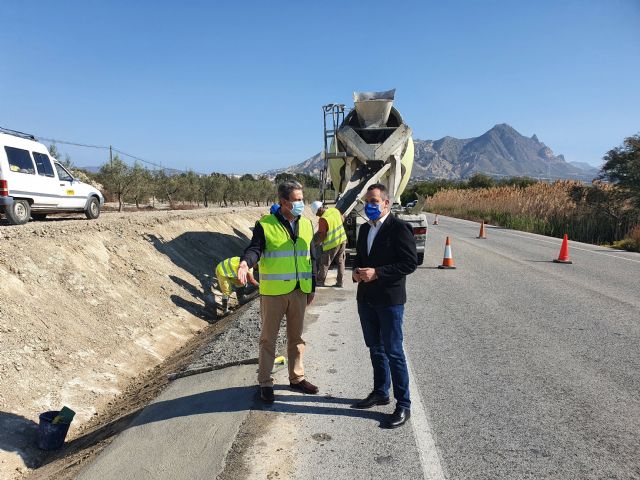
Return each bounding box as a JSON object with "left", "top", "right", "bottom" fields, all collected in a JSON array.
[{"left": 0, "top": 206, "right": 276, "bottom": 479}]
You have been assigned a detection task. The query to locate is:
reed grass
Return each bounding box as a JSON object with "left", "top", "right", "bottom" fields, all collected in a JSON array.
[{"left": 427, "top": 181, "right": 638, "bottom": 245}]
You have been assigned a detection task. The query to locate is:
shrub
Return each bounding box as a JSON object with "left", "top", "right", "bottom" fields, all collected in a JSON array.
[
  {"left": 613, "top": 225, "right": 640, "bottom": 252},
  {"left": 428, "top": 181, "right": 639, "bottom": 245}
]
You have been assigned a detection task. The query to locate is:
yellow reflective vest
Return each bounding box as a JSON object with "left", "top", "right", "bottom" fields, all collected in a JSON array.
[
  {"left": 321, "top": 207, "right": 347, "bottom": 251},
  {"left": 215, "top": 256, "right": 252, "bottom": 287},
  {"left": 258, "top": 214, "right": 313, "bottom": 295}
]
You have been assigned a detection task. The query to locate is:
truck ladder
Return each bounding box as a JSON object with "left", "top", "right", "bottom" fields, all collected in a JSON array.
[{"left": 321, "top": 104, "right": 346, "bottom": 202}]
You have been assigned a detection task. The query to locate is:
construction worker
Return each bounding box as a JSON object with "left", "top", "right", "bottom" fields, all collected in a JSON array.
[
  {"left": 311, "top": 200, "right": 347, "bottom": 287},
  {"left": 237, "top": 180, "right": 319, "bottom": 403},
  {"left": 215, "top": 256, "right": 259, "bottom": 314}
]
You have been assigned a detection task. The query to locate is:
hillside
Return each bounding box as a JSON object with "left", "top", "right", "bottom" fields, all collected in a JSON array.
[
  {"left": 268, "top": 124, "right": 598, "bottom": 181},
  {"left": 0, "top": 207, "right": 264, "bottom": 477}
]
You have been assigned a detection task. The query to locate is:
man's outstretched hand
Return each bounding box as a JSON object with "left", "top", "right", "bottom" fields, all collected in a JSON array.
[{"left": 237, "top": 260, "right": 249, "bottom": 285}]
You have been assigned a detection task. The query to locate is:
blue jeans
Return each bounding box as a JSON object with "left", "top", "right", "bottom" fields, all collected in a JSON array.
[{"left": 357, "top": 302, "right": 411, "bottom": 409}]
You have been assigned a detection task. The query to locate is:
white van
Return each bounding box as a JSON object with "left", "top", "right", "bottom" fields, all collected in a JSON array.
[{"left": 0, "top": 129, "right": 104, "bottom": 225}]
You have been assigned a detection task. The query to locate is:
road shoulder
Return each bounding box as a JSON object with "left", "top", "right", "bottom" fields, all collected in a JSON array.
[
  {"left": 218, "top": 280, "right": 425, "bottom": 480},
  {"left": 76, "top": 365, "right": 257, "bottom": 480}
]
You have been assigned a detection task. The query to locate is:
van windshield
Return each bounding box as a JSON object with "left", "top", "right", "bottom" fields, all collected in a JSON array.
[{"left": 54, "top": 163, "right": 73, "bottom": 182}]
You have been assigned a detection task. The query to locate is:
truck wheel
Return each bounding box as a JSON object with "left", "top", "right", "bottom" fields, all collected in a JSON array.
[
  {"left": 85, "top": 197, "right": 100, "bottom": 219},
  {"left": 345, "top": 252, "right": 352, "bottom": 268},
  {"left": 417, "top": 252, "right": 424, "bottom": 265},
  {"left": 6, "top": 199, "right": 31, "bottom": 225},
  {"left": 32, "top": 213, "right": 47, "bottom": 221}
]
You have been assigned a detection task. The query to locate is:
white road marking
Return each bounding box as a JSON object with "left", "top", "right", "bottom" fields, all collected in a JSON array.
[
  {"left": 440, "top": 216, "right": 640, "bottom": 264},
  {"left": 407, "top": 358, "right": 447, "bottom": 480},
  {"left": 504, "top": 231, "right": 640, "bottom": 264}
]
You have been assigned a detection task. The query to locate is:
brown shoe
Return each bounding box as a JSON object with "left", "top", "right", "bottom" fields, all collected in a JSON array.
[{"left": 290, "top": 379, "right": 319, "bottom": 394}]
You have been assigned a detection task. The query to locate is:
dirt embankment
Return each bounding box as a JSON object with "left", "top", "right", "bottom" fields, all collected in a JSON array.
[{"left": 0, "top": 206, "right": 266, "bottom": 477}]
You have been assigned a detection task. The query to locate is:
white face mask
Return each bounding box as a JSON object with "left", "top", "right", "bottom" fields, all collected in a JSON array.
[{"left": 290, "top": 200, "right": 305, "bottom": 216}]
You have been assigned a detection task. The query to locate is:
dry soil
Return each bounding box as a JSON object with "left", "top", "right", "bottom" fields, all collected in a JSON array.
[{"left": 0, "top": 206, "right": 268, "bottom": 478}]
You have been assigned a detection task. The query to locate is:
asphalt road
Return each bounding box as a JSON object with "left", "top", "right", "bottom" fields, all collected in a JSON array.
[
  {"left": 227, "top": 214, "right": 640, "bottom": 479},
  {"left": 406, "top": 215, "right": 640, "bottom": 479},
  {"left": 76, "top": 214, "right": 640, "bottom": 479}
]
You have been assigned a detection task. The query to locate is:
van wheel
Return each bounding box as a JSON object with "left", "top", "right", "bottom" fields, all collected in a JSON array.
[
  {"left": 417, "top": 252, "right": 424, "bottom": 265},
  {"left": 6, "top": 200, "right": 31, "bottom": 225},
  {"left": 85, "top": 197, "right": 100, "bottom": 219},
  {"left": 32, "top": 213, "right": 47, "bottom": 221}
]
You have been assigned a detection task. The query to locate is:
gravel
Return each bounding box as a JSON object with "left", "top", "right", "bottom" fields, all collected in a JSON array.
[{"left": 185, "top": 300, "right": 287, "bottom": 373}]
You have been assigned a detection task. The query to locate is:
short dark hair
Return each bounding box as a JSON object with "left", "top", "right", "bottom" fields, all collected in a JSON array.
[
  {"left": 367, "top": 183, "right": 388, "bottom": 200},
  {"left": 278, "top": 180, "right": 303, "bottom": 201}
]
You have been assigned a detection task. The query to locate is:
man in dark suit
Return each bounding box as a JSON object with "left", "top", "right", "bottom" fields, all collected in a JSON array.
[{"left": 351, "top": 183, "right": 418, "bottom": 429}]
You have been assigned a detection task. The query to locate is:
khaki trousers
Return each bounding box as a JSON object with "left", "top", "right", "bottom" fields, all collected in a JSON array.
[
  {"left": 258, "top": 289, "right": 307, "bottom": 387},
  {"left": 317, "top": 241, "right": 346, "bottom": 285}
]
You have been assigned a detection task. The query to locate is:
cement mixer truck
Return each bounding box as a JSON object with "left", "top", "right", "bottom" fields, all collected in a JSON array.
[{"left": 320, "top": 89, "right": 428, "bottom": 264}]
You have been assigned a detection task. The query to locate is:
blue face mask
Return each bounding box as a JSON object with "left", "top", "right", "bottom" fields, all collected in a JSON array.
[
  {"left": 290, "top": 200, "right": 305, "bottom": 217},
  {"left": 365, "top": 202, "right": 382, "bottom": 221}
]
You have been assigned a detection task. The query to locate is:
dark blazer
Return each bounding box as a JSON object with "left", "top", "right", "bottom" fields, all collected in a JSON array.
[{"left": 354, "top": 213, "right": 418, "bottom": 306}]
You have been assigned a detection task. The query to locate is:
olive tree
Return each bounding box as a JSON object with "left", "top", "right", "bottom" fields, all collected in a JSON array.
[
  {"left": 98, "top": 155, "right": 131, "bottom": 212},
  {"left": 600, "top": 133, "right": 640, "bottom": 207}
]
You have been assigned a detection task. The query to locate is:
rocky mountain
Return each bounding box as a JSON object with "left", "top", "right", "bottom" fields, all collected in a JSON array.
[
  {"left": 568, "top": 161, "right": 601, "bottom": 177},
  {"left": 268, "top": 124, "right": 598, "bottom": 181}
]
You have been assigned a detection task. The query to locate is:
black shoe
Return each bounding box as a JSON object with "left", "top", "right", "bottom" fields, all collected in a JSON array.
[
  {"left": 351, "top": 392, "right": 390, "bottom": 409},
  {"left": 237, "top": 291, "right": 246, "bottom": 305},
  {"left": 260, "top": 386, "right": 275, "bottom": 404},
  {"left": 381, "top": 406, "right": 411, "bottom": 429}
]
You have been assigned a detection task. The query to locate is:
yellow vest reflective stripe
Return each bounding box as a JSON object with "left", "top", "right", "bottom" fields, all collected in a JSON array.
[
  {"left": 216, "top": 256, "right": 240, "bottom": 279},
  {"left": 216, "top": 257, "right": 251, "bottom": 286},
  {"left": 258, "top": 214, "right": 313, "bottom": 295},
  {"left": 321, "top": 207, "right": 347, "bottom": 251},
  {"left": 262, "top": 249, "right": 311, "bottom": 258}
]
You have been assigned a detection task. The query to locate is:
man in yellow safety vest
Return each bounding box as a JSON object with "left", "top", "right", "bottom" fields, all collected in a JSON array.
[
  {"left": 237, "top": 180, "right": 319, "bottom": 403},
  {"left": 215, "top": 256, "right": 259, "bottom": 315},
  {"left": 311, "top": 200, "right": 347, "bottom": 288}
]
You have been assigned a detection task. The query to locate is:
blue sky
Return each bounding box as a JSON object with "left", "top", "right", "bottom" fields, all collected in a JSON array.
[{"left": 1, "top": 0, "right": 638, "bottom": 173}]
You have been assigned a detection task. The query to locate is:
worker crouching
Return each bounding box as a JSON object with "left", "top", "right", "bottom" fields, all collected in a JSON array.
[{"left": 214, "top": 256, "right": 259, "bottom": 315}]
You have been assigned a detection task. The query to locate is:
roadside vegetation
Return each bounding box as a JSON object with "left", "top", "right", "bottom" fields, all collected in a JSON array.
[
  {"left": 61, "top": 149, "right": 322, "bottom": 213},
  {"left": 55, "top": 135, "right": 639, "bottom": 251},
  {"left": 96, "top": 157, "right": 279, "bottom": 211},
  {"left": 405, "top": 135, "right": 640, "bottom": 251}
]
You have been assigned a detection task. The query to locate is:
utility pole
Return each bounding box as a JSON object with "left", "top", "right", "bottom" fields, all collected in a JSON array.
[{"left": 109, "top": 145, "right": 113, "bottom": 166}]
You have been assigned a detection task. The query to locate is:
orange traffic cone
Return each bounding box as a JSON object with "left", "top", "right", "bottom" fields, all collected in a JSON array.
[
  {"left": 553, "top": 234, "right": 572, "bottom": 264},
  {"left": 477, "top": 221, "right": 487, "bottom": 239},
  {"left": 438, "top": 236, "right": 456, "bottom": 269},
  {"left": 433, "top": 214, "right": 439, "bottom": 225}
]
